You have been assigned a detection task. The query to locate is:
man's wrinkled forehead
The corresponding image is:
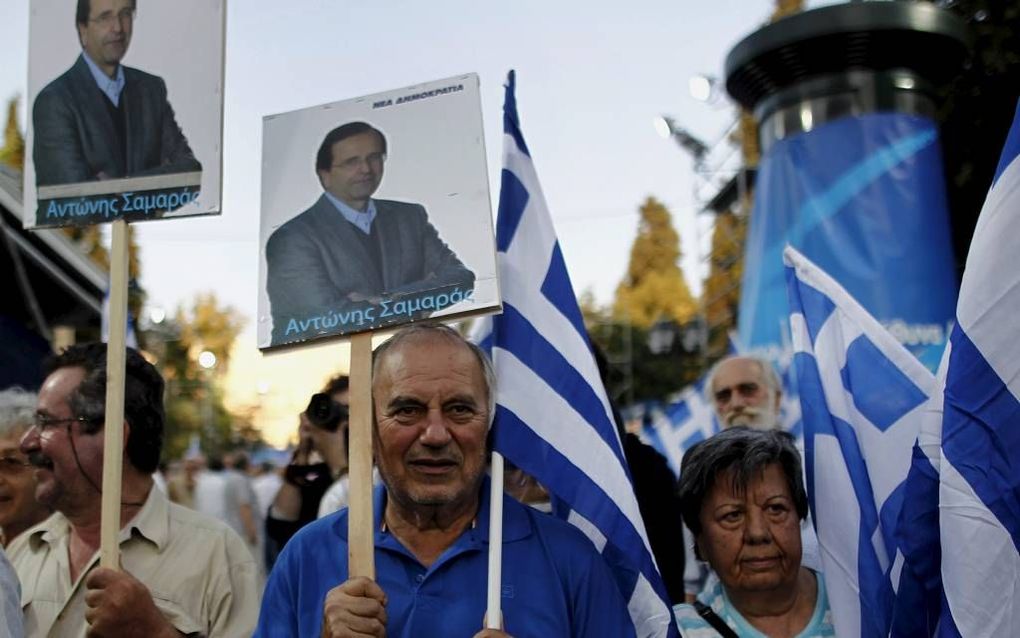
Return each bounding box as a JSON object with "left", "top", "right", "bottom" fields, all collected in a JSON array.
[
  {"left": 374, "top": 333, "right": 488, "bottom": 404},
  {"left": 713, "top": 358, "right": 761, "bottom": 385},
  {"left": 377, "top": 332, "right": 480, "bottom": 378}
]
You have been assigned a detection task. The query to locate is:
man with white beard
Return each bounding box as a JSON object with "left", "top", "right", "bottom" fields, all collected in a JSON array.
[
  {"left": 681, "top": 354, "right": 819, "bottom": 602},
  {"left": 705, "top": 355, "right": 782, "bottom": 429}
]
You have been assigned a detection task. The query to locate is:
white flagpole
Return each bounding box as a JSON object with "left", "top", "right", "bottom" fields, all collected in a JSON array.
[{"left": 485, "top": 451, "right": 505, "bottom": 630}]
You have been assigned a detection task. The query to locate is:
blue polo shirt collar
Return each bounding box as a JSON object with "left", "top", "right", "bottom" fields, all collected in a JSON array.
[{"left": 332, "top": 477, "right": 531, "bottom": 559}]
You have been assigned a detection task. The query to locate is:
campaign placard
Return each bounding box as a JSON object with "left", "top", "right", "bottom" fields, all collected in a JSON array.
[
  {"left": 24, "top": 0, "right": 226, "bottom": 228},
  {"left": 257, "top": 73, "right": 500, "bottom": 348}
]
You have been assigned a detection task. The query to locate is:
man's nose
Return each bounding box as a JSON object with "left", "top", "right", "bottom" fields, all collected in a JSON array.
[
  {"left": 729, "top": 391, "right": 749, "bottom": 409},
  {"left": 19, "top": 427, "right": 39, "bottom": 454},
  {"left": 418, "top": 414, "right": 452, "bottom": 447}
]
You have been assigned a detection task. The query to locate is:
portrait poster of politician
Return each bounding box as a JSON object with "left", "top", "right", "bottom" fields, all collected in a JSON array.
[
  {"left": 258, "top": 73, "right": 500, "bottom": 349},
  {"left": 24, "top": 0, "right": 226, "bottom": 229}
]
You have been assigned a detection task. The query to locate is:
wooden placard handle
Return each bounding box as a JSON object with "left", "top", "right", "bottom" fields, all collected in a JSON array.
[
  {"left": 347, "top": 332, "right": 375, "bottom": 579},
  {"left": 100, "top": 219, "right": 129, "bottom": 569}
]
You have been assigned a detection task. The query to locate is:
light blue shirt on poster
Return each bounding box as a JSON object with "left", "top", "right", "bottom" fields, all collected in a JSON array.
[
  {"left": 81, "top": 51, "right": 126, "bottom": 106},
  {"left": 324, "top": 191, "right": 377, "bottom": 235}
]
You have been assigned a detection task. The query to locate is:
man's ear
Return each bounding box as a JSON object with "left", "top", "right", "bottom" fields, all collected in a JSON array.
[{"left": 773, "top": 389, "right": 783, "bottom": 414}]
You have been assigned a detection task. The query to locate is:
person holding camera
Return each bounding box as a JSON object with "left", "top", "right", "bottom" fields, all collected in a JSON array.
[{"left": 264, "top": 376, "right": 349, "bottom": 569}]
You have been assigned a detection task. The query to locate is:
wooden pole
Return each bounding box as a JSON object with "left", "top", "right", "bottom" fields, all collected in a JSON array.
[
  {"left": 485, "top": 451, "right": 505, "bottom": 630},
  {"left": 347, "top": 333, "right": 375, "bottom": 579},
  {"left": 100, "top": 219, "right": 129, "bottom": 569}
]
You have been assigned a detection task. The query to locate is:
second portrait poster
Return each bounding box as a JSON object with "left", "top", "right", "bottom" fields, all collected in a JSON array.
[{"left": 258, "top": 73, "right": 500, "bottom": 349}]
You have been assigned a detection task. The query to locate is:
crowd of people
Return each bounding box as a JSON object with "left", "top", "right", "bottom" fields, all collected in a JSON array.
[{"left": 0, "top": 325, "right": 832, "bottom": 637}]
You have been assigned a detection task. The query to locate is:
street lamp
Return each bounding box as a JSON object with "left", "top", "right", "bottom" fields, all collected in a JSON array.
[
  {"left": 688, "top": 74, "right": 716, "bottom": 103},
  {"left": 198, "top": 350, "right": 217, "bottom": 370},
  {"left": 647, "top": 319, "right": 676, "bottom": 355},
  {"left": 653, "top": 115, "right": 710, "bottom": 165},
  {"left": 197, "top": 350, "right": 218, "bottom": 450}
]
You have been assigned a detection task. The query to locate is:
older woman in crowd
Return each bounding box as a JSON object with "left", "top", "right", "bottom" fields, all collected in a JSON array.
[
  {"left": 673, "top": 427, "right": 833, "bottom": 637},
  {"left": 0, "top": 388, "right": 52, "bottom": 546}
]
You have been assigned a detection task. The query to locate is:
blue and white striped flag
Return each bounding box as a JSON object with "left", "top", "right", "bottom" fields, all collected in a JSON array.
[
  {"left": 640, "top": 353, "right": 800, "bottom": 479},
  {"left": 937, "top": 100, "right": 1020, "bottom": 635},
  {"left": 778, "top": 358, "right": 804, "bottom": 440},
  {"left": 888, "top": 348, "right": 946, "bottom": 636},
  {"left": 101, "top": 286, "right": 138, "bottom": 349},
  {"left": 641, "top": 383, "right": 719, "bottom": 477},
  {"left": 472, "top": 71, "right": 677, "bottom": 637},
  {"left": 784, "top": 245, "right": 936, "bottom": 637}
]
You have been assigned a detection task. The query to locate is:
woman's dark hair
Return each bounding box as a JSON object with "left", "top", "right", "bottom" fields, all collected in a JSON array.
[
  {"left": 677, "top": 427, "right": 808, "bottom": 537},
  {"left": 44, "top": 343, "right": 165, "bottom": 474}
]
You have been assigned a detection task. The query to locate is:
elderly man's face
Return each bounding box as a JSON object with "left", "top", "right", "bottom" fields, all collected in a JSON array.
[
  {"left": 20, "top": 367, "right": 104, "bottom": 515},
  {"left": 318, "top": 132, "right": 385, "bottom": 209},
  {"left": 697, "top": 463, "right": 802, "bottom": 596},
  {"left": 0, "top": 429, "right": 48, "bottom": 539},
  {"left": 78, "top": 0, "right": 135, "bottom": 72},
  {"left": 711, "top": 358, "right": 780, "bottom": 429},
  {"left": 373, "top": 335, "right": 489, "bottom": 513}
]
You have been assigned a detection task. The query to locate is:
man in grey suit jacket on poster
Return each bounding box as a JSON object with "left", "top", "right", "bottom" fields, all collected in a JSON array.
[
  {"left": 33, "top": 0, "right": 201, "bottom": 187},
  {"left": 265, "top": 121, "right": 475, "bottom": 345}
]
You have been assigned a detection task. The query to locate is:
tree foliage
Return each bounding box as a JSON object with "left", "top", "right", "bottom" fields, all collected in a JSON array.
[
  {"left": 702, "top": 210, "right": 747, "bottom": 360},
  {"left": 934, "top": 0, "right": 1020, "bottom": 275},
  {"left": 60, "top": 224, "right": 146, "bottom": 321},
  {"left": 0, "top": 98, "right": 23, "bottom": 170},
  {"left": 150, "top": 293, "right": 249, "bottom": 460},
  {"left": 613, "top": 197, "right": 697, "bottom": 329}
]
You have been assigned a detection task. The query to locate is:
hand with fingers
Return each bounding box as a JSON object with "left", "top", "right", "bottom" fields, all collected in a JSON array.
[
  {"left": 83, "top": 567, "right": 182, "bottom": 638},
  {"left": 320, "top": 577, "right": 388, "bottom": 638}
]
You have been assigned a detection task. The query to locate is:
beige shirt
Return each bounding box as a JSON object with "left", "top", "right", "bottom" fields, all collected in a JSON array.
[{"left": 7, "top": 485, "right": 258, "bottom": 638}]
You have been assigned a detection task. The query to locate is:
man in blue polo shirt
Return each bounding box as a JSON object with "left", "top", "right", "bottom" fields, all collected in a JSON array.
[{"left": 255, "top": 324, "right": 634, "bottom": 638}]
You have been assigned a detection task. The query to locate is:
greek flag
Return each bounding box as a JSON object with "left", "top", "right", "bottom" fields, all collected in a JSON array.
[
  {"left": 784, "top": 246, "right": 936, "bottom": 637},
  {"left": 472, "top": 71, "right": 677, "bottom": 637},
  {"left": 640, "top": 358, "right": 799, "bottom": 479},
  {"left": 778, "top": 359, "right": 804, "bottom": 440},
  {"left": 936, "top": 100, "right": 1020, "bottom": 635},
  {"left": 101, "top": 286, "right": 138, "bottom": 349},
  {"left": 641, "top": 384, "right": 718, "bottom": 477}
]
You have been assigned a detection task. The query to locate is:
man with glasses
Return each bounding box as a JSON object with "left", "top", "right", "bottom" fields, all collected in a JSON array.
[
  {"left": 32, "top": 0, "right": 201, "bottom": 187},
  {"left": 265, "top": 121, "right": 474, "bottom": 345},
  {"left": 706, "top": 355, "right": 784, "bottom": 430},
  {"left": 7, "top": 344, "right": 257, "bottom": 637},
  {"left": 0, "top": 389, "right": 51, "bottom": 547}
]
